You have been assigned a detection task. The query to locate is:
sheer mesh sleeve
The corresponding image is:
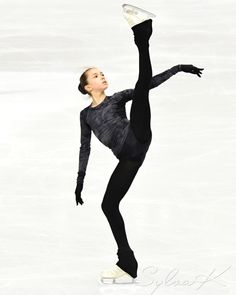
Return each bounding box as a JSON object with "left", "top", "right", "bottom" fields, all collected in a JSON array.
[
  {"left": 112, "top": 65, "right": 180, "bottom": 103},
  {"left": 78, "top": 110, "right": 92, "bottom": 179},
  {"left": 149, "top": 65, "right": 180, "bottom": 89}
]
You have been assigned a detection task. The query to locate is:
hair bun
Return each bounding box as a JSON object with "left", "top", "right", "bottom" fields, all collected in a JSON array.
[{"left": 78, "top": 83, "right": 87, "bottom": 95}]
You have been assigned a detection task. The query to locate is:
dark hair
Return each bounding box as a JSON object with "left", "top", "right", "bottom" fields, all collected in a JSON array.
[{"left": 78, "top": 67, "right": 94, "bottom": 95}]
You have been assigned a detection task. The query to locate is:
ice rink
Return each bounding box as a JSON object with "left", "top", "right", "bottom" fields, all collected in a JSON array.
[{"left": 0, "top": 0, "right": 235, "bottom": 294}]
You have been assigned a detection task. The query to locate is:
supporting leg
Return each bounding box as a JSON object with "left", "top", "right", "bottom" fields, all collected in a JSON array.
[
  {"left": 101, "top": 159, "right": 141, "bottom": 278},
  {"left": 101, "top": 159, "right": 141, "bottom": 252}
]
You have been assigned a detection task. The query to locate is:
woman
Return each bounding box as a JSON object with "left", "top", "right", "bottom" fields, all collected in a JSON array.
[{"left": 75, "top": 4, "right": 204, "bottom": 283}]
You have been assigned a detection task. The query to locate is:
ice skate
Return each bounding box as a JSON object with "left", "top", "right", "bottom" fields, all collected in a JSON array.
[
  {"left": 100, "top": 265, "right": 136, "bottom": 284},
  {"left": 122, "top": 3, "right": 156, "bottom": 28}
]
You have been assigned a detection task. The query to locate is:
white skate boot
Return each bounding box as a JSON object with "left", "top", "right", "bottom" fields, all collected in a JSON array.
[
  {"left": 100, "top": 265, "right": 136, "bottom": 284},
  {"left": 122, "top": 3, "right": 156, "bottom": 28}
]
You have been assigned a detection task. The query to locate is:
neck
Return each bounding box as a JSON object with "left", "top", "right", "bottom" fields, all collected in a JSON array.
[{"left": 91, "top": 92, "right": 106, "bottom": 106}]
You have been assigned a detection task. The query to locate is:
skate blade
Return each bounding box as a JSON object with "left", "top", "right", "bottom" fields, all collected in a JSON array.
[
  {"left": 122, "top": 4, "right": 156, "bottom": 19},
  {"left": 101, "top": 276, "right": 136, "bottom": 284}
]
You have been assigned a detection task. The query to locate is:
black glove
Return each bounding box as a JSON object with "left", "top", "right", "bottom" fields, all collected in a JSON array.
[
  {"left": 179, "top": 64, "right": 204, "bottom": 77},
  {"left": 75, "top": 171, "right": 85, "bottom": 206},
  {"left": 75, "top": 182, "right": 84, "bottom": 205}
]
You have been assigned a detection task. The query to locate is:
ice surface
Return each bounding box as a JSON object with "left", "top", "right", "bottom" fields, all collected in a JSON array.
[{"left": 0, "top": 0, "right": 235, "bottom": 294}]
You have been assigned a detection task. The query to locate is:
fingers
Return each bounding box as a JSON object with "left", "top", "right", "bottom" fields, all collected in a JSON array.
[
  {"left": 75, "top": 194, "right": 84, "bottom": 206},
  {"left": 196, "top": 70, "right": 202, "bottom": 77},
  {"left": 193, "top": 65, "right": 204, "bottom": 70},
  {"left": 198, "top": 69, "right": 204, "bottom": 77},
  {"left": 192, "top": 66, "right": 204, "bottom": 77},
  {"left": 197, "top": 68, "right": 204, "bottom": 75},
  {"left": 76, "top": 197, "right": 84, "bottom": 205}
]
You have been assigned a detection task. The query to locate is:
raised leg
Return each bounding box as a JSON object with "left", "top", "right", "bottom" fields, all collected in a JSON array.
[{"left": 130, "top": 19, "right": 153, "bottom": 143}]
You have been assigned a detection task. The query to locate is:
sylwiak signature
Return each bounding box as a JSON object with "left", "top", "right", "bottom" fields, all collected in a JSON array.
[{"left": 138, "top": 265, "right": 232, "bottom": 294}]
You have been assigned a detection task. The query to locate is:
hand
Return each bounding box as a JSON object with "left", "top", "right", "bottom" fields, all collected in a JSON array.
[
  {"left": 180, "top": 64, "right": 204, "bottom": 77},
  {"left": 75, "top": 182, "right": 84, "bottom": 206},
  {"left": 75, "top": 171, "right": 86, "bottom": 206}
]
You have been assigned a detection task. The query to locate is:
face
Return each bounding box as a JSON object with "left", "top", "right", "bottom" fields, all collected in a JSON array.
[{"left": 85, "top": 68, "right": 108, "bottom": 94}]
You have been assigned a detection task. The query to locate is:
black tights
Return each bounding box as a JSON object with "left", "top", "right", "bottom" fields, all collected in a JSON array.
[{"left": 101, "top": 20, "right": 153, "bottom": 276}]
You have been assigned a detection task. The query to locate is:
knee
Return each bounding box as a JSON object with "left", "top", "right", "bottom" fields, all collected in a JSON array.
[
  {"left": 101, "top": 198, "right": 119, "bottom": 217},
  {"left": 101, "top": 200, "right": 108, "bottom": 214},
  {"left": 101, "top": 199, "right": 116, "bottom": 216}
]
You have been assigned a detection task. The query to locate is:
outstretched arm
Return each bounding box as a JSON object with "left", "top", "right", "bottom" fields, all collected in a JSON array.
[
  {"left": 150, "top": 64, "right": 204, "bottom": 90},
  {"left": 113, "top": 64, "right": 204, "bottom": 103},
  {"left": 149, "top": 65, "right": 180, "bottom": 90},
  {"left": 112, "top": 66, "right": 180, "bottom": 103}
]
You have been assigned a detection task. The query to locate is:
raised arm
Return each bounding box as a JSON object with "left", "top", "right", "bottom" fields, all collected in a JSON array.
[
  {"left": 112, "top": 65, "right": 180, "bottom": 104},
  {"left": 149, "top": 65, "right": 180, "bottom": 90},
  {"left": 150, "top": 64, "right": 204, "bottom": 89},
  {"left": 112, "top": 64, "right": 204, "bottom": 104},
  {"left": 75, "top": 109, "right": 92, "bottom": 206}
]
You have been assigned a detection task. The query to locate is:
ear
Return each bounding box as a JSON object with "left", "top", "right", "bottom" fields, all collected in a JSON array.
[{"left": 84, "top": 84, "right": 91, "bottom": 93}]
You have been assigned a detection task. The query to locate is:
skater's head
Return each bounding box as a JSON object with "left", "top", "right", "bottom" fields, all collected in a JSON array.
[{"left": 78, "top": 67, "right": 108, "bottom": 97}]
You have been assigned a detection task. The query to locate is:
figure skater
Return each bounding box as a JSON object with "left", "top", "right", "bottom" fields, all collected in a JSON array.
[{"left": 75, "top": 4, "right": 204, "bottom": 284}]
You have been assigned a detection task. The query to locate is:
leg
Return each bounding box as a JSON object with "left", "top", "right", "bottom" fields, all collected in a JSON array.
[
  {"left": 101, "top": 159, "right": 141, "bottom": 252},
  {"left": 101, "top": 158, "right": 141, "bottom": 278},
  {"left": 130, "top": 20, "right": 153, "bottom": 143}
]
